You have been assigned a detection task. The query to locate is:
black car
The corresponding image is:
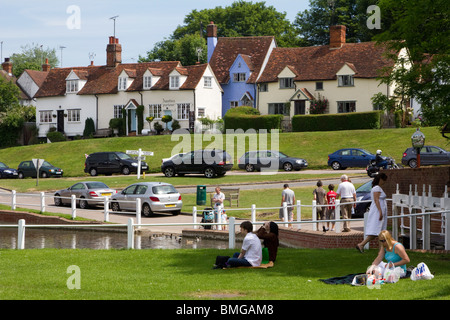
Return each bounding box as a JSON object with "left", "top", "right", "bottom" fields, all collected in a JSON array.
[
  {"left": 238, "top": 150, "right": 308, "bottom": 172},
  {"left": 401, "top": 145, "right": 450, "bottom": 168},
  {"left": 0, "top": 162, "right": 18, "bottom": 179},
  {"left": 161, "top": 149, "right": 232, "bottom": 178},
  {"left": 84, "top": 152, "right": 148, "bottom": 176},
  {"left": 354, "top": 180, "right": 372, "bottom": 218},
  {"left": 17, "top": 160, "right": 63, "bottom": 178}
]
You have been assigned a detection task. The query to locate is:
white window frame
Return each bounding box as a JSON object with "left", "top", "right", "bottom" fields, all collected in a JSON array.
[
  {"left": 203, "top": 76, "right": 212, "bottom": 88},
  {"left": 66, "top": 80, "right": 79, "bottom": 93},
  {"left": 118, "top": 77, "right": 127, "bottom": 91},
  {"left": 259, "top": 83, "right": 268, "bottom": 92},
  {"left": 143, "top": 76, "right": 152, "bottom": 89},
  {"left": 338, "top": 75, "right": 354, "bottom": 87},
  {"left": 279, "top": 78, "right": 294, "bottom": 89},
  {"left": 114, "top": 105, "right": 124, "bottom": 118},
  {"left": 197, "top": 108, "right": 205, "bottom": 118},
  {"left": 149, "top": 104, "right": 162, "bottom": 119},
  {"left": 67, "top": 109, "right": 81, "bottom": 122},
  {"left": 337, "top": 101, "right": 356, "bottom": 113},
  {"left": 39, "top": 110, "right": 53, "bottom": 123},
  {"left": 230, "top": 101, "right": 239, "bottom": 108},
  {"left": 233, "top": 73, "right": 246, "bottom": 82},
  {"left": 177, "top": 103, "right": 190, "bottom": 120},
  {"left": 170, "top": 76, "right": 180, "bottom": 89}
]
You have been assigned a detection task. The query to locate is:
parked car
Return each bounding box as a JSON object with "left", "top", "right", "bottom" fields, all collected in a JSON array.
[
  {"left": 328, "top": 148, "right": 376, "bottom": 170},
  {"left": 110, "top": 182, "right": 182, "bottom": 217},
  {"left": 238, "top": 150, "right": 308, "bottom": 172},
  {"left": 84, "top": 151, "right": 148, "bottom": 176},
  {"left": 353, "top": 180, "right": 372, "bottom": 218},
  {"left": 401, "top": 145, "right": 450, "bottom": 168},
  {"left": 0, "top": 162, "right": 18, "bottom": 179},
  {"left": 17, "top": 160, "right": 63, "bottom": 178},
  {"left": 54, "top": 181, "right": 117, "bottom": 209},
  {"left": 161, "top": 149, "right": 232, "bottom": 178},
  {"left": 161, "top": 153, "right": 185, "bottom": 164}
]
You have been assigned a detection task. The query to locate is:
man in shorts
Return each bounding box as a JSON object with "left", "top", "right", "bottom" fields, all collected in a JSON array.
[{"left": 280, "top": 184, "right": 295, "bottom": 226}]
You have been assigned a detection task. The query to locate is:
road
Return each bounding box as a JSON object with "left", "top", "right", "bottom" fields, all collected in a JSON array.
[{"left": 0, "top": 169, "right": 369, "bottom": 234}]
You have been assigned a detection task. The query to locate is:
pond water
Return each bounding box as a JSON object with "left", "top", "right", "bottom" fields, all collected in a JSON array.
[{"left": 0, "top": 227, "right": 229, "bottom": 250}]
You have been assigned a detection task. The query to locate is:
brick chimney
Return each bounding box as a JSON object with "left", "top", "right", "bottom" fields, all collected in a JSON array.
[
  {"left": 329, "top": 25, "right": 346, "bottom": 49},
  {"left": 106, "top": 36, "right": 122, "bottom": 68},
  {"left": 42, "top": 58, "right": 51, "bottom": 72},
  {"left": 2, "top": 58, "right": 13, "bottom": 76},
  {"left": 206, "top": 21, "right": 217, "bottom": 63}
]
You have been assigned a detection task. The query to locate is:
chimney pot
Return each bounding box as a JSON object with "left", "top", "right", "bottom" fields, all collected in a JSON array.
[
  {"left": 106, "top": 36, "right": 122, "bottom": 68},
  {"left": 2, "top": 57, "right": 13, "bottom": 75},
  {"left": 329, "top": 25, "right": 346, "bottom": 49}
]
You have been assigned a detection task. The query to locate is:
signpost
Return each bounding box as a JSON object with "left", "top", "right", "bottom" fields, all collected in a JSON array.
[
  {"left": 126, "top": 149, "right": 153, "bottom": 179},
  {"left": 32, "top": 158, "right": 45, "bottom": 186}
]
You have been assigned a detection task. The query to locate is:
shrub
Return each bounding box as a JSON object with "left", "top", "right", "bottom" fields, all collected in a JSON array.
[
  {"left": 46, "top": 130, "right": 66, "bottom": 142},
  {"left": 83, "top": 117, "right": 96, "bottom": 138}
]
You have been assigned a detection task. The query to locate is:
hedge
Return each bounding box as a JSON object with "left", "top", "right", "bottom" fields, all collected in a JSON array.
[
  {"left": 292, "top": 111, "right": 382, "bottom": 132},
  {"left": 224, "top": 114, "right": 283, "bottom": 131}
]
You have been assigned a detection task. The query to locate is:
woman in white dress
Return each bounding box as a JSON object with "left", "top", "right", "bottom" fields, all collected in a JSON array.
[{"left": 356, "top": 173, "right": 388, "bottom": 253}]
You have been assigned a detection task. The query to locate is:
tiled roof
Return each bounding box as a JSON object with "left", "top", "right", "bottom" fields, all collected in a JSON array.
[
  {"left": 23, "top": 69, "right": 49, "bottom": 87},
  {"left": 209, "top": 36, "right": 275, "bottom": 84},
  {"left": 35, "top": 61, "right": 212, "bottom": 98},
  {"left": 257, "top": 42, "right": 395, "bottom": 83}
]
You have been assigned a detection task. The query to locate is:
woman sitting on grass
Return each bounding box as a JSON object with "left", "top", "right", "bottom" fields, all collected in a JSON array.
[{"left": 256, "top": 221, "right": 279, "bottom": 262}]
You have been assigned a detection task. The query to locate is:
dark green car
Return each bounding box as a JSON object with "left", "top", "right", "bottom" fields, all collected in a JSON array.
[{"left": 17, "top": 160, "right": 64, "bottom": 179}]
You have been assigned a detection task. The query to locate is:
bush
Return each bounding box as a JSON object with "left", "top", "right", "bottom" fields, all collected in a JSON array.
[
  {"left": 292, "top": 111, "right": 382, "bottom": 132},
  {"left": 46, "top": 130, "right": 66, "bottom": 142},
  {"left": 171, "top": 119, "right": 181, "bottom": 131},
  {"left": 223, "top": 106, "right": 282, "bottom": 131},
  {"left": 83, "top": 117, "right": 96, "bottom": 138}
]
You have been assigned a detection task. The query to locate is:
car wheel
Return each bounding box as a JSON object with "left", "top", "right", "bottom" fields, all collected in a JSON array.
[
  {"left": 79, "top": 197, "right": 89, "bottom": 209},
  {"left": 111, "top": 201, "right": 120, "bottom": 212},
  {"left": 89, "top": 168, "right": 98, "bottom": 176},
  {"left": 41, "top": 172, "right": 48, "bottom": 178},
  {"left": 245, "top": 164, "right": 255, "bottom": 172},
  {"left": 18, "top": 172, "right": 24, "bottom": 179},
  {"left": 283, "top": 162, "right": 293, "bottom": 171},
  {"left": 121, "top": 166, "right": 130, "bottom": 175},
  {"left": 204, "top": 167, "right": 216, "bottom": 178},
  {"left": 54, "top": 194, "right": 62, "bottom": 206},
  {"left": 164, "top": 167, "right": 175, "bottom": 177},
  {"left": 331, "top": 161, "right": 342, "bottom": 170},
  {"left": 408, "top": 159, "right": 417, "bottom": 168},
  {"left": 142, "top": 203, "right": 153, "bottom": 217}
]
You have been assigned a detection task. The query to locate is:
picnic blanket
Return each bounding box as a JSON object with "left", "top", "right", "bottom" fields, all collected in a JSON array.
[
  {"left": 225, "top": 261, "right": 274, "bottom": 269},
  {"left": 319, "top": 273, "right": 365, "bottom": 285}
]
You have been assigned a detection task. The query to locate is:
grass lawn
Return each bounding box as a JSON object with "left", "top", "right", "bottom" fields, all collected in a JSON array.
[{"left": 0, "top": 248, "right": 448, "bottom": 300}]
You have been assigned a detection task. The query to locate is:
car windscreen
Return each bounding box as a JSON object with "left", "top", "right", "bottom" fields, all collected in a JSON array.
[
  {"left": 116, "top": 152, "right": 133, "bottom": 160},
  {"left": 356, "top": 181, "right": 372, "bottom": 193},
  {"left": 152, "top": 185, "right": 178, "bottom": 194},
  {"left": 0, "top": 163, "right": 7, "bottom": 168},
  {"left": 42, "top": 161, "right": 53, "bottom": 167},
  {"left": 86, "top": 182, "right": 109, "bottom": 189}
]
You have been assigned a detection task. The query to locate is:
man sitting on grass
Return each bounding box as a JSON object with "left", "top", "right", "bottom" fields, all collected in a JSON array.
[{"left": 227, "top": 221, "right": 262, "bottom": 268}]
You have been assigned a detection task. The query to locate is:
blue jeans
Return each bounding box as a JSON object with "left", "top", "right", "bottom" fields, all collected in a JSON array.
[{"left": 227, "top": 252, "right": 252, "bottom": 268}]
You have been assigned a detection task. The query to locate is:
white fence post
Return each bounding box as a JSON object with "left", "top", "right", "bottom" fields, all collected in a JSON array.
[
  {"left": 296, "top": 200, "right": 301, "bottom": 230},
  {"left": 363, "top": 210, "right": 369, "bottom": 250},
  {"left": 335, "top": 200, "right": 341, "bottom": 233},
  {"left": 17, "top": 219, "right": 25, "bottom": 250},
  {"left": 104, "top": 197, "right": 109, "bottom": 222},
  {"left": 127, "top": 218, "right": 134, "bottom": 249},
  {"left": 228, "top": 216, "right": 236, "bottom": 249},
  {"left": 11, "top": 190, "right": 16, "bottom": 210},
  {"left": 136, "top": 198, "right": 141, "bottom": 229},
  {"left": 312, "top": 200, "right": 317, "bottom": 231},
  {"left": 193, "top": 206, "right": 197, "bottom": 230},
  {"left": 40, "top": 192, "right": 46, "bottom": 212},
  {"left": 71, "top": 195, "right": 77, "bottom": 219},
  {"left": 283, "top": 202, "right": 288, "bottom": 227},
  {"left": 251, "top": 204, "right": 256, "bottom": 230}
]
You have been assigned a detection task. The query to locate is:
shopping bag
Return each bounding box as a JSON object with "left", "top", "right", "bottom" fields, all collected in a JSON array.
[
  {"left": 383, "top": 265, "right": 401, "bottom": 283},
  {"left": 410, "top": 262, "right": 434, "bottom": 281}
]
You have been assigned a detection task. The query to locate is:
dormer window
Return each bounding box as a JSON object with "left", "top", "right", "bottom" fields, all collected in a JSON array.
[
  {"left": 143, "top": 76, "right": 152, "bottom": 89},
  {"left": 118, "top": 77, "right": 127, "bottom": 91},
  {"left": 279, "top": 78, "right": 294, "bottom": 89},
  {"left": 338, "top": 75, "right": 354, "bottom": 87},
  {"left": 66, "top": 80, "right": 79, "bottom": 93},
  {"left": 170, "top": 76, "right": 180, "bottom": 89}
]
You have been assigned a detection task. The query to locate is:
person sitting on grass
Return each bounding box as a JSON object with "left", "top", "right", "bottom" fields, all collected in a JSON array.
[
  {"left": 256, "top": 221, "right": 279, "bottom": 262},
  {"left": 226, "top": 221, "right": 262, "bottom": 268}
]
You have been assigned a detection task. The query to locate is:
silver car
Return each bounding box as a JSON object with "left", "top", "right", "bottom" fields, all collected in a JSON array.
[
  {"left": 54, "top": 181, "right": 117, "bottom": 209},
  {"left": 110, "top": 182, "right": 182, "bottom": 217}
]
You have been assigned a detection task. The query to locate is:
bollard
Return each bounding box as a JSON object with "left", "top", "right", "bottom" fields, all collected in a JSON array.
[
  {"left": 296, "top": 200, "right": 301, "bottom": 229},
  {"left": 18, "top": 219, "right": 25, "bottom": 250},
  {"left": 71, "top": 195, "right": 77, "bottom": 219},
  {"left": 193, "top": 206, "right": 197, "bottom": 230},
  {"left": 228, "top": 217, "right": 236, "bottom": 249},
  {"left": 127, "top": 218, "right": 134, "bottom": 249},
  {"left": 11, "top": 190, "right": 16, "bottom": 210}
]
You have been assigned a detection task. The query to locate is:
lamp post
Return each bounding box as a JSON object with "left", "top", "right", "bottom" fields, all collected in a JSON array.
[{"left": 411, "top": 128, "right": 425, "bottom": 168}]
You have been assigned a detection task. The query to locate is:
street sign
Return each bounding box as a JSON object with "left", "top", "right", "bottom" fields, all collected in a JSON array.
[
  {"left": 126, "top": 149, "right": 153, "bottom": 179},
  {"left": 32, "top": 158, "right": 45, "bottom": 186}
]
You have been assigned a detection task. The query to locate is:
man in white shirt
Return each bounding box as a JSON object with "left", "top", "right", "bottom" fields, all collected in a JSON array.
[
  {"left": 227, "top": 221, "right": 262, "bottom": 267},
  {"left": 336, "top": 175, "right": 356, "bottom": 232},
  {"left": 212, "top": 187, "right": 225, "bottom": 211}
]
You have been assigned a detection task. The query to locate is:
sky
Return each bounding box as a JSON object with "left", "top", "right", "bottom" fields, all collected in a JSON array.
[{"left": 0, "top": 0, "right": 310, "bottom": 68}]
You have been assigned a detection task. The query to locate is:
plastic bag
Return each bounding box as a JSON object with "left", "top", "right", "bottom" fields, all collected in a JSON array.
[
  {"left": 410, "top": 262, "right": 434, "bottom": 281},
  {"left": 384, "top": 265, "right": 402, "bottom": 283}
]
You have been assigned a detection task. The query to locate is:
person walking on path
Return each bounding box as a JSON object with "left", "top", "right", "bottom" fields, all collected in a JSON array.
[
  {"left": 313, "top": 180, "right": 327, "bottom": 231},
  {"left": 356, "top": 173, "right": 388, "bottom": 253},
  {"left": 336, "top": 175, "right": 356, "bottom": 232},
  {"left": 280, "top": 184, "right": 295, "bottom": 227}
]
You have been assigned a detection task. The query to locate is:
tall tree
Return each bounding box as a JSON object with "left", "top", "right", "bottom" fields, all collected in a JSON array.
[
  {"left": 10, "top": 43, "right": 58, "bottom": 77},
  {"left": 373, "top": 0, "right": 450, "bottom": 127}
]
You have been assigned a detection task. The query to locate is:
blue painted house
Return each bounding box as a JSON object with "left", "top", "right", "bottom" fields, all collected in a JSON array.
[{"left": 207, "top": 22, "right": 276, "bottom": 117}]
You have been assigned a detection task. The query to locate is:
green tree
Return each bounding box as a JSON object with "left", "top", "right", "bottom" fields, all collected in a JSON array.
[
  {"left": 374, "top": 0, "right": 450, "bottom": 127},
  {"left": 0, "top": 77, "right": 20, "bottom": 112},
  {"left": 10, "top": 43, "right": 59, "bottom": 77}
]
